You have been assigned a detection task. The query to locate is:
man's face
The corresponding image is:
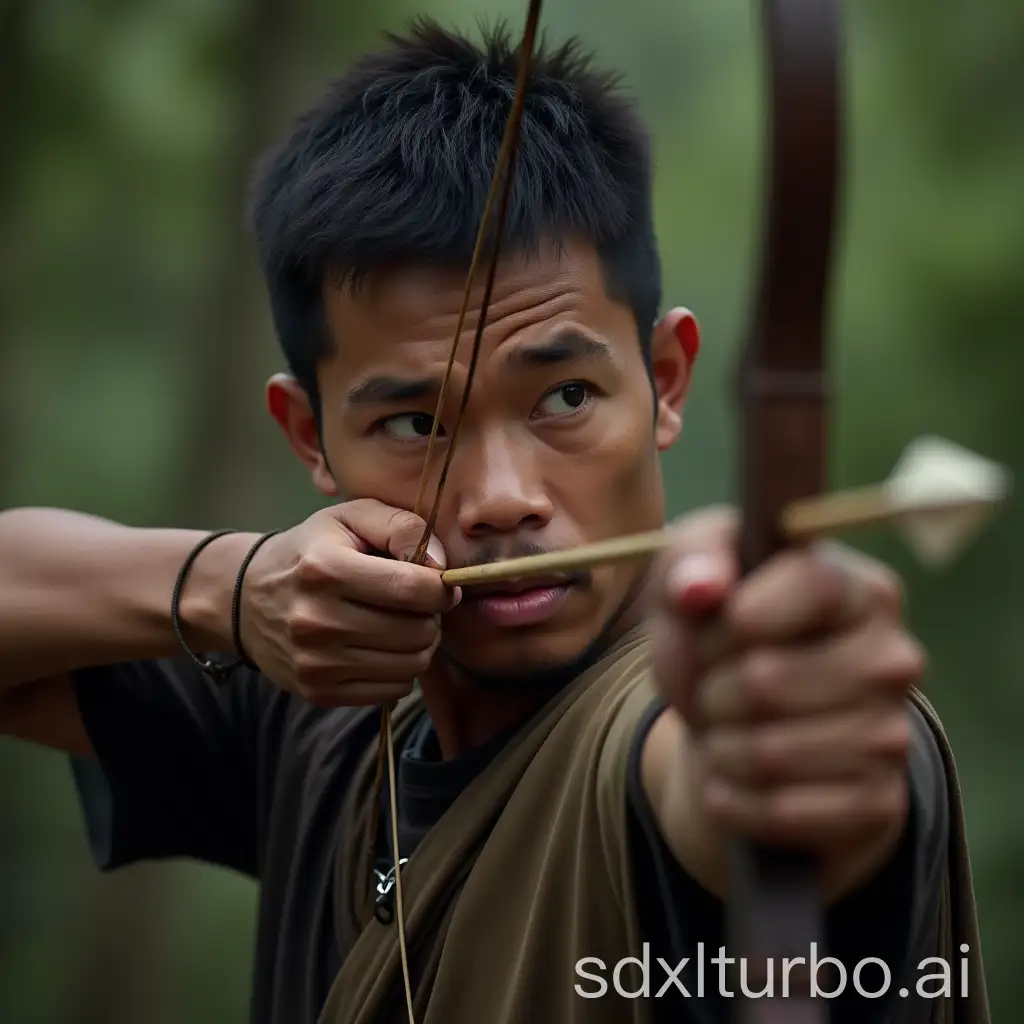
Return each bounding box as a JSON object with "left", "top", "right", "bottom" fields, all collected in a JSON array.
[{"left": 270, "top": 241, "right": 694, "bottom": 684}]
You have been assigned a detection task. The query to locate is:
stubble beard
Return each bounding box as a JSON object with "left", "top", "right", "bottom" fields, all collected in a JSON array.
[{"left": 439, "top": 572, "right": 649, "bottom": 696}]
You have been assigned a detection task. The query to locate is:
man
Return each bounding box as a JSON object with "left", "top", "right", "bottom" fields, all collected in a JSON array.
[{"left": 0, "top": 19, "right": 987, "bottom": 1024}]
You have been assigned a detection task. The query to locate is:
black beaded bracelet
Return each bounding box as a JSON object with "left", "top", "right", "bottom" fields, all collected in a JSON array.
[
  {"left": 172, "top": 529, "right": 283, "bottom": 681},
  {"left": 170, "top": 529, "right": 243, "bottom": 683},
  {"left": 230, "top": 530, "right": 282, "bottom": 670}
]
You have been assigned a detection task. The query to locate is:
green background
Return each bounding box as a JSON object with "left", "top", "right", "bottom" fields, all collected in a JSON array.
[{"left": 1, "top": 0, "right": 1020, "bottom": 1020}]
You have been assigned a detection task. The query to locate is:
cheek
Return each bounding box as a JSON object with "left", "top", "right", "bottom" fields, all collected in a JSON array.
[
  {"left": 598, "top": 456, "right": 664, "bottom": 563},
  {"left": 331, "top": 457, "right": 427, "bottom": 508},
  {"left": 320, "top": 420, "right": 424, "bottom": 507},
  {"left": 585, "top": 398, "right": 662, "bottom": 529}
]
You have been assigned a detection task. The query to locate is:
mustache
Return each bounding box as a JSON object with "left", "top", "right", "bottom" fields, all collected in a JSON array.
[{"left": 451, "top": 539, "right": 592, "bottom": 585}]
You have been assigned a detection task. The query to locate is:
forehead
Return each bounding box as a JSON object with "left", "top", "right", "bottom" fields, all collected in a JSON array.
[{"left": 318, "top": 241, "right": 640, "bottom": 388}]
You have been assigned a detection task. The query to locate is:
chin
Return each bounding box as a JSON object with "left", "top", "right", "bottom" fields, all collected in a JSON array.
[
  {"left": 440, "top": 572, "right": 639, "bottom": 691},
  {"left": 442, "top": 618, "right": 606, "bottom": 694}
]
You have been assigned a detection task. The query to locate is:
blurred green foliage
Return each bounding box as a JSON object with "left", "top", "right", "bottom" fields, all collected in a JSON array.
[{"left": 0, "top": 0, "right": 1021, "bottom": 1020}]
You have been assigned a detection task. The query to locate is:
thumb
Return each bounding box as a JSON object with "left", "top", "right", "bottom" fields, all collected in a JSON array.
[
  {"left": 328, "top": 499, "right": 448, "bottom": 569},
  {"left": 652, "top": 508, "right": 739, "bottom": 727},
  {"left": 658, "top": 506, "right": 738, "bottom": 617},
  {"left": 665, "top": 552, "right": 735, "bottom": 616}
]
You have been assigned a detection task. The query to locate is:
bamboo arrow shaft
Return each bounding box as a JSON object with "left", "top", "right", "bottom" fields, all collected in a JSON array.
[
  {"left": 780, "top": 486, "right": 995, "bottom": 535},
  {"left": 441, "top": 529, "right": 669, "bottom": 586},
  {"left": 438, "top": 486, "right": 1000, "bottom": 587}
]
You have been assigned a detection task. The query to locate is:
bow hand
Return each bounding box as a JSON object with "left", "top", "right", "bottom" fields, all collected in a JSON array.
[{"left": 642, "top": 509, "right": 923, "bottom": 907}]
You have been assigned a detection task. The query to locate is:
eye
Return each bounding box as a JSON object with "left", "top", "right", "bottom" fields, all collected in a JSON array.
[
  {"left": 534, "top": 382, "right": 593, "bottom": 419},
  {"left": 377, "top": 412, "right": 444, "bottom": 441}
]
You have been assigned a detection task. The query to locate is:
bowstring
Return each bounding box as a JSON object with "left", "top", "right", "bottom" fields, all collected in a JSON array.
[
  {"left": 410, "top": 0, "right": 544, "bottom": 556},
  {"left": 360, "top": 6, "right": 544, "bottom": 1022}
]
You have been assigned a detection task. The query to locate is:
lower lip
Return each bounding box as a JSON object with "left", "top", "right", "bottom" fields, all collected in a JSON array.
[{"left": 467, "top": 584, "right": 572, "bottom": 627}]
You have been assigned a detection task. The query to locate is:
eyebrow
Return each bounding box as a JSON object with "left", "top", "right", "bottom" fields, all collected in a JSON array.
[
  {"left": 501, "top": 331, "right": 615, "bottom": 373},
  {"left": 346, "top": 375, "right": 439, "bottom": 407},
  {"left": 344, "top": 331, "right": 615, "bottom": 408}
]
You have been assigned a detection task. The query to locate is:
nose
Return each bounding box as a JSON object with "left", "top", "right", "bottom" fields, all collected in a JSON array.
[{"left": 455, "top": 430, "right": 554, "bottom": 540}]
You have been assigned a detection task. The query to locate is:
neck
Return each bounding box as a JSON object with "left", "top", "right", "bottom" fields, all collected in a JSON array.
[
  {"left": 417, "top": 667, "right": 541, "bottom": 759},
  {"left": 419, "top": 568, "right": 653, "bottom": 760}
]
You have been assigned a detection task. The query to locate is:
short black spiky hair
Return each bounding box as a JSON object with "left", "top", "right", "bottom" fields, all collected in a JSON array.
[{"left": 247, "top": 18, "right": 661, "bottom": 417}]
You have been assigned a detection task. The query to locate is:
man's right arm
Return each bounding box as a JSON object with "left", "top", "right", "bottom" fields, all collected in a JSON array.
[
  {"left": 0, "top": 507, "right": 260, "bottom": 755},
  {"left": 0, "top": 501, "right": 454, "bottom": 877},
  {"left": 0, "top": 501, "right": 455, "bottom": 756}
]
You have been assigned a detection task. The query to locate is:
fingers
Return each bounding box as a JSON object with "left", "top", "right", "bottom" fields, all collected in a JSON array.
[
  {"left": 694, "top": 619, "right": 926, "bottom": 724},
  {"left": 293, "top": 641, "right": 440, "bottom": 691},
  {"left": 657, "top": 518, "right": 903, "bottom": 648},
  {"left": 654, "top": 532, "right": 911, "bottom": 725},
  {"left": 329, "top": 498, "right": 448, "bottom": 568},
  {"left": 286, "top": 631, "right": 441, "bottom": 707},
  {"left": 725, "top": 542, "right": 905, "bottom": 643},
  {"left": 280, "top": 594, "right": 442, "bottom": 700},
  {"left": 692, "top": 689, "right": 912, "bottom": 850},
  {"left": 650, "top": 508, "right": 739, "bottom": 722},
  {"left": 701, "top": 774, "right": 909, "bottom": 848},
  {"left": 284, "top": 597, "right": 441, "bottom": 654},
  {"left": 305, "top": 499, "right": 461, "bottom": 614},
  {"left": 701, "top": 705, "right": 912, "bottom": 786},
  {"left": 240, "top": 501, "right": 461, "bottom": 707},
  {"left": 650, "top": 507, "right": 921, "bottom": 858},
  {"left": 292, "top": 539, "right": 459, "bottom": 615},
  {"left": 339, "top": 552, "right": 461, "bottom": 614},
  {"left": 657, "top": 507, "right": 739, "bottom": 618}
]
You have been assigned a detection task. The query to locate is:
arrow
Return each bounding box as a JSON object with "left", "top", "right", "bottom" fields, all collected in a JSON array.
[{"left": 439, "top": 436, "right": 1011, "bottom": 587}]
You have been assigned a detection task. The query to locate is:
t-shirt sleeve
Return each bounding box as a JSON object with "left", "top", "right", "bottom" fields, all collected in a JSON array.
[
  {"left": 70, "top": 658, "right": 282, "bottom": 879},
  {"left": 625, "top": 697, "right": 949, "bottom": 1024}
]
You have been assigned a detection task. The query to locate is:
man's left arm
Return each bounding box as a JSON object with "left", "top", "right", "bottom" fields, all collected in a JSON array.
[
  {"left": 637, "top": 695, "right": 933, "bottom": 911},
  {"left": 625, "top": 509, "right": 950, "bottom": 1018},
  {"left": 625, "top": 695, "right": 948, "bottom": 1021}
]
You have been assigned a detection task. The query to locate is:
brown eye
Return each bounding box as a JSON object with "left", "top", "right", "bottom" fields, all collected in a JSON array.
[
  {"left": 379, "top": 413, "right": 443, "bottom": 440},
  {"left": 536, "top": 382, "right": 591, "bottom": 417}
]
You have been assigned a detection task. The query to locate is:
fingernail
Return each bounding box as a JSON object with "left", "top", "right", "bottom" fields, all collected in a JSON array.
[
  {"left": 426, "top": 536, "right": 446, "bottom": 569},
  {"left": 452, "top": 586, "right": 462, "bottom": 606},
  {"left": 667, "top": 553, "right": 723, "bottom": 595}
]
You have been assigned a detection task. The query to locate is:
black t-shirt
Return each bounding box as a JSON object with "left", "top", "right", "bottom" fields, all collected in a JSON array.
[{"left": 69, "top": 658, "right": 948, "bottom": 1024}]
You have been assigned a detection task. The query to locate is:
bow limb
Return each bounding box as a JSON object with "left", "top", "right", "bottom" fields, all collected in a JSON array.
[{"left": 730, "top": 1, "right": 843, "bottom": 1022}]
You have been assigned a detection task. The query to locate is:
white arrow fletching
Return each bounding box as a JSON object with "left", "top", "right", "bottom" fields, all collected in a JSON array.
[
  {"left": 886, "top": 436, "right": 1011, "bottom": 566},
  {"left": 896, "top": 506, "right": 997, "bottom": 567}
]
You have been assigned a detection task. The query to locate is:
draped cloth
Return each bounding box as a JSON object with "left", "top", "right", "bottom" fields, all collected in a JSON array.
[{"left": 319, "top": 627, "right": 989, "bottom": 1024}]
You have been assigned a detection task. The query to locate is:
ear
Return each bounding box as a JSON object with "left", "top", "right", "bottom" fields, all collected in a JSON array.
[
  {"left": 265, "top": 373, "right": 339, "bottom": 496},
  {"left": 650, "top": 307, "right": 700, "bottom": 451}
]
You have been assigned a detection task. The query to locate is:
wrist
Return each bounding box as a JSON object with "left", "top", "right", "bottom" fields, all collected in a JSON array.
[
  {"left": 176, "top": 531, "right": 262, "bottom": 654},
  {"left": 641, "top": 708, "right": 730, "bottom": 895}
]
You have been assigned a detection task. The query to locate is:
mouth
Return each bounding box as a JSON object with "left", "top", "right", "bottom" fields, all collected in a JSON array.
[
  {"left": 463, "top": 573, "right": 581, "bottom": 599},
  {"left": 460, "top": 573, "right": 584, "bottom": 628}
]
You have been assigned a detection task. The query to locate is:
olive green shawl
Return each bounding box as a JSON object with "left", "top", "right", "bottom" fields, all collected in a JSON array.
[{"left": 319, "top": 629, "right": 989, "bottom": 1024}]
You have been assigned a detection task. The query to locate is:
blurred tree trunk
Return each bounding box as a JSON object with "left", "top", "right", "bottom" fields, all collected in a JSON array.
[
  {"left": 0, "top": 0, "right": 30, "bottom": 504},
  {"left": 180, "top": 0, "right": 312, "bottom": 525},
  {"left": 68, "top": 2, "right": 311, "bottom": 1022},
  {"left": 0, "top": 0, "right": 34, "bottom": 981}
]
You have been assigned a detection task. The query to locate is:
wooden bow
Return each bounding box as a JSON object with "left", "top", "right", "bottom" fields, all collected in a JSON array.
[
  {"left": 370, "top": 2, "right": 844, "bottom": 1022},
  {"left": 729, "top": 1, "right": 842, "bottom": 1022}
]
